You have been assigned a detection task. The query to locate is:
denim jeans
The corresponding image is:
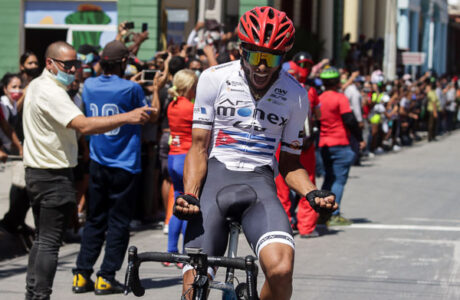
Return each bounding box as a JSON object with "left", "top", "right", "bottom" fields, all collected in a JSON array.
[
  {"left": 320, "top": 146, "right": 356, "bottom": 216},
  {"left": 25, "top": 168, "right": 76, "bottom": 300},
  {"left": 74, "top": 160, "right": 139, "bottom": 280}
]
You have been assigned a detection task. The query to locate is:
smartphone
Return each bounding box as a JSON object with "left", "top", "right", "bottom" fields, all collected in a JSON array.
[
  {"left": 125, "top": 22, "right": 134, "bottom": 29},
  {"left": 142, "top": 22, "right": 148, "bottom": 32},
  {"left": 142, "top": 69, "right": 158, "bottom": 81}
]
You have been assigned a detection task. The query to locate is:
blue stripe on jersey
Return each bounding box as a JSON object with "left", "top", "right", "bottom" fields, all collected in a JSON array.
[
  {"left": 218, "top": 144, "right": 273, "bottom": 156},
  {"left": 241, "top": 141, "right": 275, "bottom": 149},
  {"left": 222, "top": 129, "right": 277, "bottom": 142}
]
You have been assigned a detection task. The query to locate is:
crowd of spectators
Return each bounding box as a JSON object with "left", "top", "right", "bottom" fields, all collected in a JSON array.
[{"left": 0, "top": 19, "right": 459, "bottom": 258}]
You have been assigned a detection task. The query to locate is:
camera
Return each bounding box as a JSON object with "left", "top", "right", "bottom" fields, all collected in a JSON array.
[
  {"left": 125, "top": 22, "right": 134, "bottom": 30},
  {"left": 141, "top": 70, "right": 158, "bottom": 82}
]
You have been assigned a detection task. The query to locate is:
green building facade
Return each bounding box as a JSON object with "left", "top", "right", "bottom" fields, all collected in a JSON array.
[{"left": 0, "top": 0, "right": 272, "bottom": 75}]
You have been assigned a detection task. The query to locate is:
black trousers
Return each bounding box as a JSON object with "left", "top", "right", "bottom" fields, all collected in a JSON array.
[
  {"left": 428, "top": 112, "right": 438, "bottom": 141},
  {"left": 75, "top": 160, "right": 139, "bottom": 280},
  {"left": 25, "top": 168, "right": 76, "bottom": 300}
]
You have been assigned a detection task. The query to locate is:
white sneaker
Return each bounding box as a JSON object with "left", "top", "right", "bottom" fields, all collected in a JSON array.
[
  {"left": 392, "top": 145, "right": 401, "bottom": 152},
  {"left": 163, "top": 224, "right": 169, "bottom": 234}
]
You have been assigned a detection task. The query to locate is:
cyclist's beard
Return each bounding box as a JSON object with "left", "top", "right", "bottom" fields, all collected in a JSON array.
[{"left": 241, "top": 58, "right": 280, "bottom": 100}]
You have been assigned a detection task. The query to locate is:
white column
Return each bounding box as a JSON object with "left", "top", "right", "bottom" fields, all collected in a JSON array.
[
  {"left": 319, "top": 0, "right": 334, "bottom": 59},
  {"left": 428, "top": 17, "right": 434, "bottom": 70},
  {"left": 343, "top": 0, "right": 359, "bottom": 43},
  {"left": 197, "top": 0, "right": 206, "bottom": 22},
  {"left": 397, "top": 8, "right": 410, "bottom": 50},
  {"left": 383, "top": 0, "right": 397, "bottom": 80}
]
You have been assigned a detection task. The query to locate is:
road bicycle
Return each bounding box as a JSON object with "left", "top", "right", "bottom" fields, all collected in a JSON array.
[{"left": 124, "top": 184, "right": 260, "bottom": 300}]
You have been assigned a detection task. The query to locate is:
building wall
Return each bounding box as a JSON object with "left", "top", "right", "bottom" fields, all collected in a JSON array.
[
  {"left": 0, "top": 1, "right": 22, "bottom": 75},
  {"left": 118, "top": 0, "right": 159, "bottom": 60},
  {"left": 162, "top": 0, "right": 197, "bottom": 43},
  {"left": 239, "top": 0, "right": 270, "bottom": 16}
]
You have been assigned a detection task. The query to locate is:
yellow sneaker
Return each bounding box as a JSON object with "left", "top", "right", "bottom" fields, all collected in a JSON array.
[
  {"left": 72, "top": 273, "right": 94, "bottom": 293},
  {"left": 94, "top": 276, "right": 124, "bottom": 295}
]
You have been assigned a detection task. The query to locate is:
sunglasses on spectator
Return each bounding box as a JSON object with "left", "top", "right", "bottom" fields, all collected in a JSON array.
[
  {"left": 242, "top": 49, "right": 283, "bottom": 68},
  {"left": 51, "top": 58, "right": 82, "bottom": 70}
]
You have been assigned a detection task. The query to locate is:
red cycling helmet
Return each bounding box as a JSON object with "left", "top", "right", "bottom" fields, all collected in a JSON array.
[{"left": 238, "top": 6, "right": 295, "bottom": 52}]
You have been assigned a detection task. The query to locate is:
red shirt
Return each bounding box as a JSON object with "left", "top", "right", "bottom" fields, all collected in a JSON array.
[
  {"left": 167, "top": 96, "right": 194, "bottom": 154},
  {"left": 318, "top": 90, "right": 352, "bottom": 147}
]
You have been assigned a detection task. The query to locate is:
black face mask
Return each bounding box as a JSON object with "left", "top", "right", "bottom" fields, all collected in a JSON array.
[
  {"left": 67, "top": 89, "right": 79, "bottom": 98},
  {"left": 24, "top": 67, "right": 41, "bottom": 78}
]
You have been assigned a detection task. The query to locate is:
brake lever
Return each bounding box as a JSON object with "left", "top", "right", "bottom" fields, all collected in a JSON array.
[{"left": 124, "top": 246, "right": 145, "bottom": 297}]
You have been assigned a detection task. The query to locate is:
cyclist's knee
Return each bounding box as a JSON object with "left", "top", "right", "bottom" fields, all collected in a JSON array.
[{"left": 259, "top": 244, "right": 294, "bottom": 285}]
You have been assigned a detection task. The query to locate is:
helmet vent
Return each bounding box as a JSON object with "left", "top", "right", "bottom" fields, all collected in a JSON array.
[
  {"left": 239, "top": 22, "right": 249, "bottom": 38},
  {"left": 264, "top": 24, "right": 273, "bottom": 44},
  {"left": 267, "top": 8, "right": 275, "bottom": 19},
  {"left": 250, "top": 15, "right": 260, "bottom": 31},
  {"left": 279, "top": 24, "right": 290, "bottom": 35},
  {"left": 252, "top": 28, "right": 260, "bottom": 43}
]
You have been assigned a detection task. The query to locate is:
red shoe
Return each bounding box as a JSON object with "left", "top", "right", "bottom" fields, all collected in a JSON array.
[{"left": 162, "top": 262, "right": 171, "bottom": 267}]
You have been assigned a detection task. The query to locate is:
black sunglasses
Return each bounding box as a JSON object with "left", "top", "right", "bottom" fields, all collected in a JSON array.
[{"left": 51, "top": 58, "right": 82, "bottom": 70}]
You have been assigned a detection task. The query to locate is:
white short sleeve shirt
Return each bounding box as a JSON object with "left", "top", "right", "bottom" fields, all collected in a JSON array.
[{"left": 23, "top": 69, "right": 83, "bottom": 169}]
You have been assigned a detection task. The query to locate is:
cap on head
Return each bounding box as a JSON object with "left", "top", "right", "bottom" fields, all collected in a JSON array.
[
  {"left": 320, "top": 67, "right": 340, "bottom": 80},
  {"left": 101, "top": 40, "right": 129, "bottom": 62},
  {"left": 238, "top": 6, "right": 295, "bottom": 52}
]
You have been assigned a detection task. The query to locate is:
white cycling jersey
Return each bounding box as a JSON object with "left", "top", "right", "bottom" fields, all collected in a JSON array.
[{"left": 193, "top": 60, "right": 309, "bottom": 171}]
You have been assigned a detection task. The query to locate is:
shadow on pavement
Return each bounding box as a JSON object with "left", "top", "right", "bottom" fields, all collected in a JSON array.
[
  {"left": 349, "top": 218, "right": 372, "bottom": 224},
  {"left": 141, "top": 276, "right": 182, "bottom": 289},
  {"left": 316, "top": 225, "right": 341, "bottom": 236},
  {"left": 0, "top": 264, "right": 27, "bottom": 279}
]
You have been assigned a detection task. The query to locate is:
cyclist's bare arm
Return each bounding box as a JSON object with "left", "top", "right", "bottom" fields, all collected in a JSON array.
[
  {"left": 279, "top": 150, "right": 337, "bottom": 210},
  {"left": 175, "top": 128, "right": 212, "bottom": 215}
]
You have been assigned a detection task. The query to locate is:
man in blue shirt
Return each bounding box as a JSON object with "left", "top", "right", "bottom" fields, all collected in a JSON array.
[{"left": 72, "top": 40, "right": 158, "bottom": 295}]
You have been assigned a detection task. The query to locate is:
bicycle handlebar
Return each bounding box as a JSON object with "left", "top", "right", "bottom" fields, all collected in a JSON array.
[{"left": 124, "top": 246, "right": 258, "bottom": 297}]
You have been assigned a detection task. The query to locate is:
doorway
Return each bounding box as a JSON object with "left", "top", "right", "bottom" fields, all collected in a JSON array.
[{"left": 25, "top": 28, "right": 67, "bottom": 69}]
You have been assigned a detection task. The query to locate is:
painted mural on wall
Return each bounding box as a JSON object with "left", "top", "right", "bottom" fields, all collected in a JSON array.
[{"left": 25, "top": 1, "right": 117, "bottom": 50}]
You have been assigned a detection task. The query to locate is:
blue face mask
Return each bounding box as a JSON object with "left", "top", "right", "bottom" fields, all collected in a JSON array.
[
  {"left": 194, "top": 70, "right": 201, "bottom": 78},
  {"left": 52, "top": 61, "right": 75, "bottom": 86}
]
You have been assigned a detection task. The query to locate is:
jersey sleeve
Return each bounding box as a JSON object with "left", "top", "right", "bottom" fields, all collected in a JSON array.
[
  {"left": 192, "top": 69, "right": 218, "bottom": 130},
  {"left": 280, "top": 90, "right": 309, "bottom": 155}
]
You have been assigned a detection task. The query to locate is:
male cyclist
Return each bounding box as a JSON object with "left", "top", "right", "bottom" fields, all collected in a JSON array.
[{"left": 174, "top": 7, "right": 337, "bottom": 300}]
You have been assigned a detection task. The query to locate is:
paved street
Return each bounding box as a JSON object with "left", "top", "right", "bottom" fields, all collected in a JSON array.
[{"left": 1, "top": 131, "right": 460, "bottom": 299}]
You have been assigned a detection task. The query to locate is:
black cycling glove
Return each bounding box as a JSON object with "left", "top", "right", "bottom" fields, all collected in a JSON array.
[
  {"left": 306, "top": 190, "right": 336, "bottom": 213},
  {"left": 173, "top": 194, "right": 201, "bottom": 221}
]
